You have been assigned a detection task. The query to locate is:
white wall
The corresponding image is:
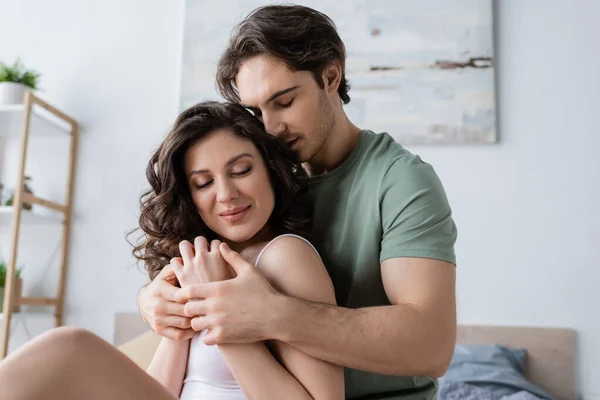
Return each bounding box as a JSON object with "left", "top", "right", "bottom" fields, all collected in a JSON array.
[
  {"left": 0, "top": 0, "right": 598, "bottom": 398},
  {"left": 415, "top": 2, "right": 600, "bottom": 398},
  {"left": 0, "top": 0, "right": 185, "bottom": 346}
]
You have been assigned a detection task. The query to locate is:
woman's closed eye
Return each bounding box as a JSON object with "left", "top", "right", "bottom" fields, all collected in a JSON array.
[
  {"left": 231, "top": 166, "right": 252, "bottom": 177},
  {"left": 193, "top": 167, "right": 251, "bottom": 190},
  {"left": 194, "top": 179, "right": 213, "bottom": 190}
]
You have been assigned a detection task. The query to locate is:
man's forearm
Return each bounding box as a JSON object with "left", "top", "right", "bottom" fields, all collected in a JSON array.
[{"left": 273, "top": 296, "right": 456, "bottom": 377}]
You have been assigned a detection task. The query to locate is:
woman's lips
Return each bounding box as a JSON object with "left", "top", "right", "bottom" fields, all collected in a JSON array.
[{"left": 219, "top": 205, "right": 251, "bottom": 223}]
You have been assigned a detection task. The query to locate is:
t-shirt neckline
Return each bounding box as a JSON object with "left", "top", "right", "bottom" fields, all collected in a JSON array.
[{"left": 308, "top": 130, "right": 368, "bottom": 184}]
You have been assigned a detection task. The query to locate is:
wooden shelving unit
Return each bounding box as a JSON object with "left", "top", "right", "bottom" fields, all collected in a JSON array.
[
  {"left": 0, "top": 91, "right": 78, "bottom": 358},
  {"left": 0, "top": 206, "right": 62, "bottom": 225}
]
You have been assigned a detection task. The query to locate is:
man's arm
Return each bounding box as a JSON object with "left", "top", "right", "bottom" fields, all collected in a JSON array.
[
  {"left": 180, "top": 254, "right": 456, "bottom": 378},
  {"left": 276, "top": 257, "right": 456, "bottom": 377},
  {"left": 178, "top": 154, "right": 457, "bottom": 376}
]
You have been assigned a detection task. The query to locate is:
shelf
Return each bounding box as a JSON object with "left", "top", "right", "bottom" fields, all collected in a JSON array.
[
  {"left": 17, "top": 297, "right": 59, "bottom": 307},
  {"left": 0, "top": 93, "right": 76, "bottom": 359},
  {"left": 0, "top": 206, "right": 62, "bottom": 225},
  {"left": 0, "top": 103, "right": 72, "bottom": 138},
  {"left": 0, "top": 311, "right": 55, "bottom": 321}
]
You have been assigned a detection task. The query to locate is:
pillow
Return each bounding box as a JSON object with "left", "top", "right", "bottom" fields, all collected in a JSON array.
[{"left": 442, "top": 344, "right": 553, "bottom": 399}]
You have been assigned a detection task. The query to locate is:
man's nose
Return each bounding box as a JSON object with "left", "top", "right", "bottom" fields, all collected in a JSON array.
[{"left": 263, "top": 113, "right": 286, "bottom": 137}]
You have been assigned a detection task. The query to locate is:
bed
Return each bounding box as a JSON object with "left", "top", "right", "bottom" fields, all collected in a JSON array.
[
  {"left": 452, "top": 325, "right": 576, "bottom": 400},
  {"left": 114, "top": 313, "right": 576, "bottom": 400}
]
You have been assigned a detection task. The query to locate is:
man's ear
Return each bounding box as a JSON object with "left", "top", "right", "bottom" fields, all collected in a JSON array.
[{"left": 322, "top": 61, "right": 342, "bottom": 93}]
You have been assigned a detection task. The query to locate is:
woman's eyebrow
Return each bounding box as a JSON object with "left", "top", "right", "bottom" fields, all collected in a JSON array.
[
  {"left": 225, "top": 153, "right": 253, "bottom": 167},
  {"left": 188, "top": 153, "right": 254, "bottom": 178}
]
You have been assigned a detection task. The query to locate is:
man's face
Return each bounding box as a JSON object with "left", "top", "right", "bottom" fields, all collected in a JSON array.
[{"left": 235, "top": 55, "right": 334, "bottom": 163}]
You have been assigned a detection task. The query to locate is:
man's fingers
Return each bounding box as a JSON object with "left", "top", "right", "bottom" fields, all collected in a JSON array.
[
  {"left": 191, "top": 316, "right": 210, "bottom": 332},
  {"left": 159, "top": 280, "right": 184, "bottom": 302},
  {"left": 175, "top": 282, "right": 220, "bottom": 302},
  {"left": 156, "top": 263, "right": 180, "bottom": 285},
  {"left": 184, "top": 299, "right": 209, "bottom": 317},
  {"left": 219, "top": 242, "right": 248, "bottom": 275},
  {"left": 157, "top": 264, "right": 175, "bottom": 279},
  {"left": 163, "top": 300, "right": 187, "bottom": 316},
  {"left": 164, "top": 315, "right": 192, "bottom": 330},
  {"left": 203, "top": 328, "right": 222, "bottom": 345},
  {"left": 160, "top": 327, "right": 195, "bottom": 341}
]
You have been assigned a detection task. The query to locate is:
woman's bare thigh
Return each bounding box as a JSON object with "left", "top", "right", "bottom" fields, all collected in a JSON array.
[{"left": 0, "top": 326, "right": 178, "bottom": 400}]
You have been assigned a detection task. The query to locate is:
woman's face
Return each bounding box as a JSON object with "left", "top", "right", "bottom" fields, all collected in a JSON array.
[{"left": 184, "top": 128, "right": 275, "bottom": 244}]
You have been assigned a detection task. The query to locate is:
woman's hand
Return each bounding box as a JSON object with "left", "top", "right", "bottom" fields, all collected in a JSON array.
[{"left": 173, "top": 236, "right": 235, "bottom": 287}]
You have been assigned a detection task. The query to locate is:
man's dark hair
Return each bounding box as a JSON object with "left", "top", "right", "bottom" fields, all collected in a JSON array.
[{"left": 217, "top": 4, "right": 350, "bottom": 104}]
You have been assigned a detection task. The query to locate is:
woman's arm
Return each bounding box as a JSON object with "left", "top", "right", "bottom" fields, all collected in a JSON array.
[
  {"left": 146, "top": 337, "right": 190, "bottom": 397},
  {"left": 218, "top": 343, "right": 316, "bottom": 399},
  {"left": 217, "top": 237, "right": 344, "bottom": 400}
]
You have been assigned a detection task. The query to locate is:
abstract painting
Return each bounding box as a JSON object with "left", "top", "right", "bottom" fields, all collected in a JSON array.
[{"left": 180, "top": 0, "right": 496, "bottom": 145}]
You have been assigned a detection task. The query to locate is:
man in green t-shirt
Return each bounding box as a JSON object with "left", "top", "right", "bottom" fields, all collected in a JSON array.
[{"left": 138, "top": 5, "right": 457, "bottom": 399}]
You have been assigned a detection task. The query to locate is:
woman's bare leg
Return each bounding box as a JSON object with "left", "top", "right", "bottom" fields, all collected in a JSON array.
[{"left": 0, "top": 326, "right": 178, "bottom": 400}]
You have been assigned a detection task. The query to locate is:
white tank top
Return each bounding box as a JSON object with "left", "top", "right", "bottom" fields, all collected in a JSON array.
[{"left": 179, "top": 234, "right": 320, "bottom": 400}]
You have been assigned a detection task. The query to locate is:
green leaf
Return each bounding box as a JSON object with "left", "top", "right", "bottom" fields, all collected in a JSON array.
[
  {"left": 0, "top": 261, "right": 24, "bottom": 287},
  {"left": 0, "top": 58, "right": 40, "bottom": 89}
]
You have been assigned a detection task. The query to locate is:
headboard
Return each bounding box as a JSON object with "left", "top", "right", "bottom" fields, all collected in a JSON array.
[
  {"left": 114, "top": 312, "right": 151, "bottom": 348},
  {"left": 114, "top": 314, "right": 577, "bottom": 400},
  {"left": 457, "top": 325, "right": 576, "bottom": 400}
]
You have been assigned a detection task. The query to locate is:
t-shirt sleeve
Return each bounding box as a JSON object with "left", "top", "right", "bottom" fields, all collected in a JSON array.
[{"left": 379, "top": 154, "right": 457, "bottom": 265}]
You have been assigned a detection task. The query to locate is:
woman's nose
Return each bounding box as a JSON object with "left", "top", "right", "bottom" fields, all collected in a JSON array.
[{"left": 216, "top": 178, "right": 239, "bottom": 203}]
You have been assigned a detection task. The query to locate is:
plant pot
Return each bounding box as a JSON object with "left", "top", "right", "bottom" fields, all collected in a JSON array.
[
  {"left": 0, "top": 82, "right": 30, "bottom": 105},
  {"left": 0, "top": 277, "right": 23, "bottom": 312}
]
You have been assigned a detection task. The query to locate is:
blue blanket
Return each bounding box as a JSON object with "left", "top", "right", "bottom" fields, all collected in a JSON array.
[
  {"left": 439, "top": 345, "right": 554, "bottom": 400},
  {"left": 439, "top": 379, "right": 545, "bottom": 400}
]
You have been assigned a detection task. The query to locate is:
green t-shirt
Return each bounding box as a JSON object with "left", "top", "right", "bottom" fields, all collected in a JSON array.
[{"left": 307, "top": 130, "right": 457, "bottom": 399}]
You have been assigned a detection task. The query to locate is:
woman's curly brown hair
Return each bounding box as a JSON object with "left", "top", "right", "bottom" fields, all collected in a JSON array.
[{"left": 129, "top": 101, "right": 311, "bottom": 280}]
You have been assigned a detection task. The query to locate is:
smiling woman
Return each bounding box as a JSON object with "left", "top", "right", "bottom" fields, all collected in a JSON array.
[
  {"left": 131, "top": 101, "right": 312, "bottom": 280},
  {"left": 183, "top": 130, "right": 275, "bottom": 245},
  {"left": 0, "top": 101, "right": 344, "bottom": 400}
]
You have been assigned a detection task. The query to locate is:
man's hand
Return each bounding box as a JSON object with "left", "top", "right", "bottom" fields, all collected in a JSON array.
[
  {"left": 173, "top": 237, "right": 235, "bottom": 287},
  {"left": 138, "top": 262, "right": 195, "bottom": 340},
  {"left": 175, "top": 242, "right": 283, "bottom": 345}
]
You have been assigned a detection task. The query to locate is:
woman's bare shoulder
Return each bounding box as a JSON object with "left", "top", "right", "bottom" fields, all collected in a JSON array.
[{"left": 256, "top": 235, "right": 335, "bottom": 304}]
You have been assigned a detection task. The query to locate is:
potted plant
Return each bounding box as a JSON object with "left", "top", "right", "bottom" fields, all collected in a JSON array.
[
  {"left": 0, "top": 58, "right": 40, "bottom": 105},
  {"left": 0, "top": 261, "right": 24, "bottom": 312}
]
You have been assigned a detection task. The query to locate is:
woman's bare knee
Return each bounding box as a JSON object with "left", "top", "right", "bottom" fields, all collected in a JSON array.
[
  {"left": 0, "top": 326, "right": 175, "bottom": 400},
  {"left": 39, "top": 326, "right": 89, "bottom": 340},
  {"left": 35, "top": 326, "right": 101, "bottom": 353}
]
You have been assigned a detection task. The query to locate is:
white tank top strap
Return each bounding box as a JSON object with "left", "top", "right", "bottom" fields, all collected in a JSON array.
[{"left": 254, "top": 234, "right": 321, "bottom": 266}]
